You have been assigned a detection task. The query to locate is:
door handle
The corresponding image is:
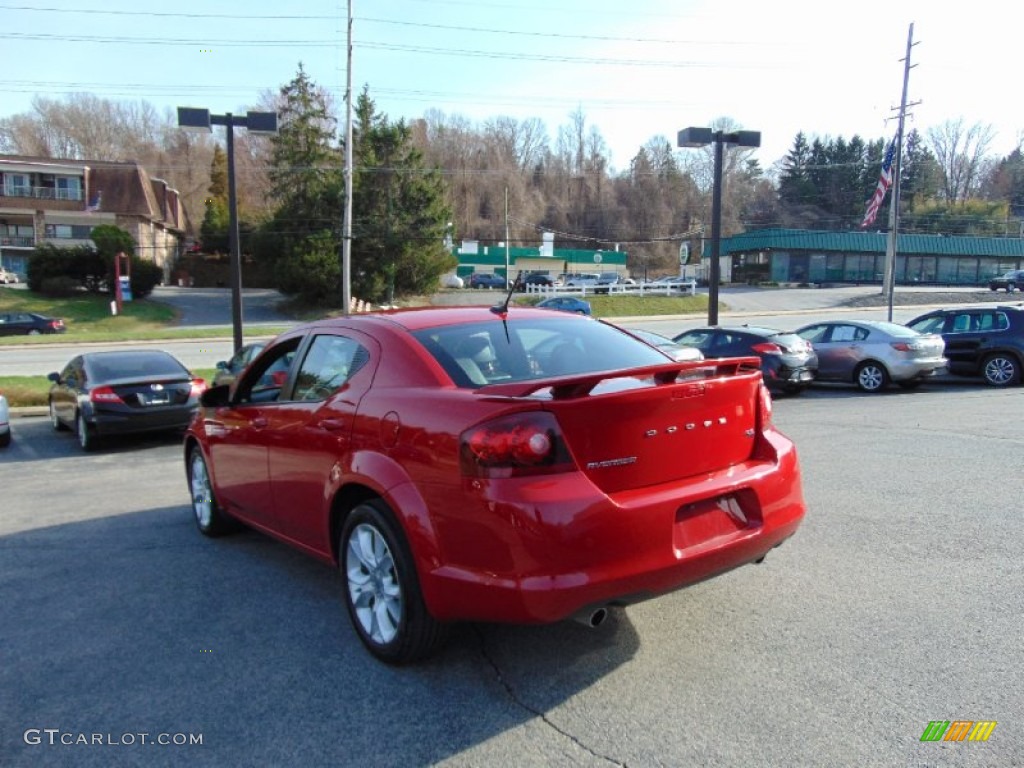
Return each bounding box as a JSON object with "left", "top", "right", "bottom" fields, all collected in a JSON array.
[
  {"left": 251, "top": 416, "right": 268, "bottom": 429},
  {"left": 318, "top": 418, "right": 346, "bottom": 432}
]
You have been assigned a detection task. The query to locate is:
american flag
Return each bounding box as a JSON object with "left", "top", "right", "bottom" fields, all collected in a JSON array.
[{"left": 860, "top": 136, "right": 898, "bottom": 228}]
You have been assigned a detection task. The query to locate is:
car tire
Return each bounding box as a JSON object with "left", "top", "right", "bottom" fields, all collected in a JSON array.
[
  {"left": 49, "top": 400, "right": 68, "bottom": 431},
  {"left": 855, "top": 361, "right": 889, "bottom": 392},
  {"left": 981, "top": 353, "right": 1020, "bottom": 387},
  {"left": 0, "top": 430, "right": 9, "bottom": 448},
  {"left": 28, "top": 329, "right": 41, "bottom": 336},
  {"left": 340, "top": 499, "right": 447, "bottom": 664},
  {"left": 76, "top": 411, "right": 98, "bottom": 451},
  {"left": 187, "top": 448, "right": 237, "bottom": 537},
  {"left": 1007, "top": 283, "right": 1016, "bottom": 293}
]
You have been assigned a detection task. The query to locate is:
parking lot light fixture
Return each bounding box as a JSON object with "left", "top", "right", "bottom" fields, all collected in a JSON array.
[
  {"left": 177, "top": 107, "right": 278, "bottom": 353},
  {"left": 677, "top": 127, "right": 761, "bottom": 325}
]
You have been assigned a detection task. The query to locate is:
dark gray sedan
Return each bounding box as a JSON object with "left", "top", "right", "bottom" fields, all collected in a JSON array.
[
  {"left": 795, "top": 320, "right": 946, "bottom": 392},
  {"left": 48, "top": 350, "right": 206, "bottom": 450}
]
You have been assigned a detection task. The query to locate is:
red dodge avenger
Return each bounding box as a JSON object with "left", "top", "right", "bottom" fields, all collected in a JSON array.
[{"left": 185, "top": 306, "right": 805, "bottom": 663}]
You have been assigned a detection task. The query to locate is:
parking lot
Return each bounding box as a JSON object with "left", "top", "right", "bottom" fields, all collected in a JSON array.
[{"left": 2, "top": 376, "right": 1021, "bottom": 766}]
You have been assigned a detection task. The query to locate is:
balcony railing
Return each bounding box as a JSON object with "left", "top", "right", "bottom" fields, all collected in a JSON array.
[
  {"left": 1, "top": 185, "right": 84, "bottom": 202},
  {"left": 0, "top": 235, "right": 35, "bottom": 248}
]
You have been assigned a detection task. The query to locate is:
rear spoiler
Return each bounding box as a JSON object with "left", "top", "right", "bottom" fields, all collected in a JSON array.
[{"left": 477, "top": 356, "right": 762, "bottom": 400}]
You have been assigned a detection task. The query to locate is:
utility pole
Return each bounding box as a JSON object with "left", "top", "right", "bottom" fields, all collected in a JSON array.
[
  {"left": 341, "top": 0, "right": 354, "bottom": 315},
  {"left": 883, "top": 22, "right": 918, "bottom": 321}
]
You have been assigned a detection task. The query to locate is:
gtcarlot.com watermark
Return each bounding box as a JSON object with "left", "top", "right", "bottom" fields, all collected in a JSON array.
[{"left": 24, "top": 729, "right": 203, "bottom": 747}]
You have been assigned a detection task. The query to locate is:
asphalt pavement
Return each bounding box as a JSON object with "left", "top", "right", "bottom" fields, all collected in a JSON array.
[{"left": 149, "top": 285, "right": 293, "bottom": 328}]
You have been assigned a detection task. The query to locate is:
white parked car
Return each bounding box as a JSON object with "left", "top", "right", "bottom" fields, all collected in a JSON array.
[
  {"left": 0, "top": 268, "right": 20, "bottom": 284},
  {"left": 0, "top": 392, "right": 10, "bottom": 447},
  {"left": 441, "top": 274, "right": 464, "bottom": 289}
]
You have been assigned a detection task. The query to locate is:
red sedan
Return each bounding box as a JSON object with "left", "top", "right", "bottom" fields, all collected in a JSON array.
[{"left": 185, "top": 307, "right": 805, "bottom": 663}]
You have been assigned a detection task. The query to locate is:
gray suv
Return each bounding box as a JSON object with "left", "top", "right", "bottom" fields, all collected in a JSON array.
[
  {"left": 988, "top": 269, "right": 1024, "bottom": 292},
  {"left": 907, "top": 304, "right": 1024, "bottom": 386}
]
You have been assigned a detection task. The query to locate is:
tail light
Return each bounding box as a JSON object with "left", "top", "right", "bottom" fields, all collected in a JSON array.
[
  {"left": 50, "top": 320, "right": 63, "bottom": 330},
  {"left": 90, "top": 386, "right": 124, "bottom": 404},
  {"left": 460, "top": 411, "right": 573, "bottom": 478},
  {"left": 890, "top": 341, "right": 923, "bottom": 352},
  {"left": 751, "top": 342, "right": 782, "bottom": 355},
  {"left": 189, "top": 378, "right": 207, "bottom": 398},
  {"left": 757, "top": 383, "right": 773, "bottom": 427}
]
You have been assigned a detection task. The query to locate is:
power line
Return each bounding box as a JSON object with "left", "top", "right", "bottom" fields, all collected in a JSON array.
[{"left": 0, "top": 4, "right": 334, "bottom": 19}]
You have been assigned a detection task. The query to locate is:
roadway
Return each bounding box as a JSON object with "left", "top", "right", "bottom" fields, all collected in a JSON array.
[
  {"left": 1, "top": 378, "right": 1020, "bottom": 766},
  {"left": 0, "top": 285, "right": 971, "bottom": 377}
]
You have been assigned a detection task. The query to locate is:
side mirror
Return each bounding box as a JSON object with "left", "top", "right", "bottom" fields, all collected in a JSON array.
[
  {"left": 200, "top": 384, "right": 231, "bottom": 408},
  {"left": 215, "top": 360, "right": 228, "bottom": 371},
  {"left": 47, "top": 372, "right": 60, "bottom": 383}
]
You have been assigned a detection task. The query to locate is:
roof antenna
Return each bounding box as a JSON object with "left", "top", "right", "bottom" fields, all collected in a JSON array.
[{"left": 490, "top": 270, "right": 522, "bottom": 317}]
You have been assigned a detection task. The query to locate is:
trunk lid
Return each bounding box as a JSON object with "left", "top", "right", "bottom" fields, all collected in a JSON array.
[{"left": 481, "top": 359, "right": 763, "bottom": 494}]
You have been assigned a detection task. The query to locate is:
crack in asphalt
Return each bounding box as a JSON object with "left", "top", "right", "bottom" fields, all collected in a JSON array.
[{"left": 473, "top": 626, "right": 627, "bottom": 767}]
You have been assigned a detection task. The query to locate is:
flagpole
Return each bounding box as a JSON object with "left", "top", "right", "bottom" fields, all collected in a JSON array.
[{"left": 884, "top": 22, "right": 915, "bottom": 321}]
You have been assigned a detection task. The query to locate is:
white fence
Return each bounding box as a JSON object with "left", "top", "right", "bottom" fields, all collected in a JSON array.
[{"left": 522, "top": 281, "right": 697, "bottom": 298}]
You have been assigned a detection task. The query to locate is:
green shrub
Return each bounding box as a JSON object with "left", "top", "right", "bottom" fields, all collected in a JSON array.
[
  {"left": 39, "top": 275, "right": 80, "bottom": 298},
  {"left": 129, "top": 257, "right": 163, "bottom": 299}
]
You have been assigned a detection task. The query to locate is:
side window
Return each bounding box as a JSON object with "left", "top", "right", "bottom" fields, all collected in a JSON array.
[
  {"left": 62, "top": 358, "right": 81, "bottom": 387},
  {"left": 830, "top": 325, "right": 859, "bottom": 342},
  {"left": 293, "top": 335, "right": 368, "bottom": 402},
  {"left": 798, "top": 325, "right": 829, "bottom": 343},
  {"left": 950, "top": 314, "right": 973, "bottom": 333},
  {"left": 908, "top": 315, "right": 944, "bottom": 335},
  {"left": 978, "top": 312, "right": 1008, "bottom": 331},
  {"left": 235, "top": 338, "right": 302, "bottom": 404}
]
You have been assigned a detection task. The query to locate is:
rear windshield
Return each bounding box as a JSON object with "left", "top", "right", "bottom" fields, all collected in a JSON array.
[
  {"left": 764, "top": 332, "right": 807, "bottom": 347},
  {"left": 86, "top": 352, "right": 188, "bottom": 381},
  {"left": 871, "top": 322, "right": 920, "bottom": 338},
  {"left": 411, "top": 316, "right": 670, "bottom": 388}
]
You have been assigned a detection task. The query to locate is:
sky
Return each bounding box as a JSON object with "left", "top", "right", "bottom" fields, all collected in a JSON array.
[{"left": 2, "top": 0, "right": 1021, "bottom": 174}]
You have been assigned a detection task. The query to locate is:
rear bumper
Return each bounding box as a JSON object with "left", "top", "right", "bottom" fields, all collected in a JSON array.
[
  {"left": 764, "top": 363, "right": 816, "bottom": 389},
  {"left": 420, "top": 429, "right": 805, "bottom": 624},
  {"left": 888, "top": 357, "right": 947, "bottom": 380},
  {"left": 88, "top": 405, "right": 197, "bottom": 436}
]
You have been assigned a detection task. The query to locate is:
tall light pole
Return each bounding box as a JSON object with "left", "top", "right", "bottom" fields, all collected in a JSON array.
[
  {"left": 177, "top": 107, "right": 278, "bottom": 353},
  {"left": 678, "top": 127, "right": 761, "bottom": 325}
]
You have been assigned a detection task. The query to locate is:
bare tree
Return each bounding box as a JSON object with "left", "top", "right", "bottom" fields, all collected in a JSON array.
[{"left": 927, "top": 118, "right": 995, "bottom": 204}]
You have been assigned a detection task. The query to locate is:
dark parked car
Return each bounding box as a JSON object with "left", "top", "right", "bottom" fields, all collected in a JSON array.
[
  {"left": 627, "top": 328, "right": 704, "bottom": 362},
  {"left": 673, "top": 325, "right": 818, "bottom": 394},
  {"left": 988, "top": 269, "right": 1024, "bottom": 292},
  {"left": 535, "top": 296, "right": 592, "bottom": 315},
  {"left": 0, "top": 392, "right": 10, "bottom": 447},
  {"left": 48, "top": 350, "right": 207, "bottom": 450},
  {"left": 906, "top": 304, "right": 1024, "bottom": 386},
  {"left": 468, "top": 273, "right": 508, "bottom": 289},
  {"left": 212, "top": 342, "right": 267, "bottom": 387},
  {"left": 795, "top": 320, "right": 946, "bottom": 392},
  {"left": 0, "top": 312, "right": 66, "bottom": 336},
  {"left": 519, "top": 273, "right": 556, "bottom": 290},
  {"left": 185, "top": 307, "right": 805, "bottom": 663}
]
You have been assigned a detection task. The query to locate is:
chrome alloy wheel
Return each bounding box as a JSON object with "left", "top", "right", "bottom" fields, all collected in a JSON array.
[
  {"left": 983, "top": 355, "right": 1017, "bottom": 386},
  {"left": 346, "top": 523, "right": 403, "bottom": 645},
  {"left": 857, "top": 363, "right": 886, "bottom": 392},
  {"left": 190, "top": 452, "right": 214, "bottom": 529}
]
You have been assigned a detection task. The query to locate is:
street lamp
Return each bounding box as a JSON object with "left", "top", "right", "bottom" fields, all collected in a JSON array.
[
  {"left": 677, "top": 127, "right": 760, "bottom": 325},
  {"left": 177, "top": 107, "right": 278, "bottom": 353}
]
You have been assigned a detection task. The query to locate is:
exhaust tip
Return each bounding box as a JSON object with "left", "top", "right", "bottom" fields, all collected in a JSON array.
[{"left": 572, "top": 606, "right": 609, "bottom": 628}]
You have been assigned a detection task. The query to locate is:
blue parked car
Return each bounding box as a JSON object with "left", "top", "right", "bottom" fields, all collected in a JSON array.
[
  {"left": 468, "top": 273, "right": 508, "bottom": 289},
  {"left": 536, "top": 296, "right": 592, "bottom": 315}
]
